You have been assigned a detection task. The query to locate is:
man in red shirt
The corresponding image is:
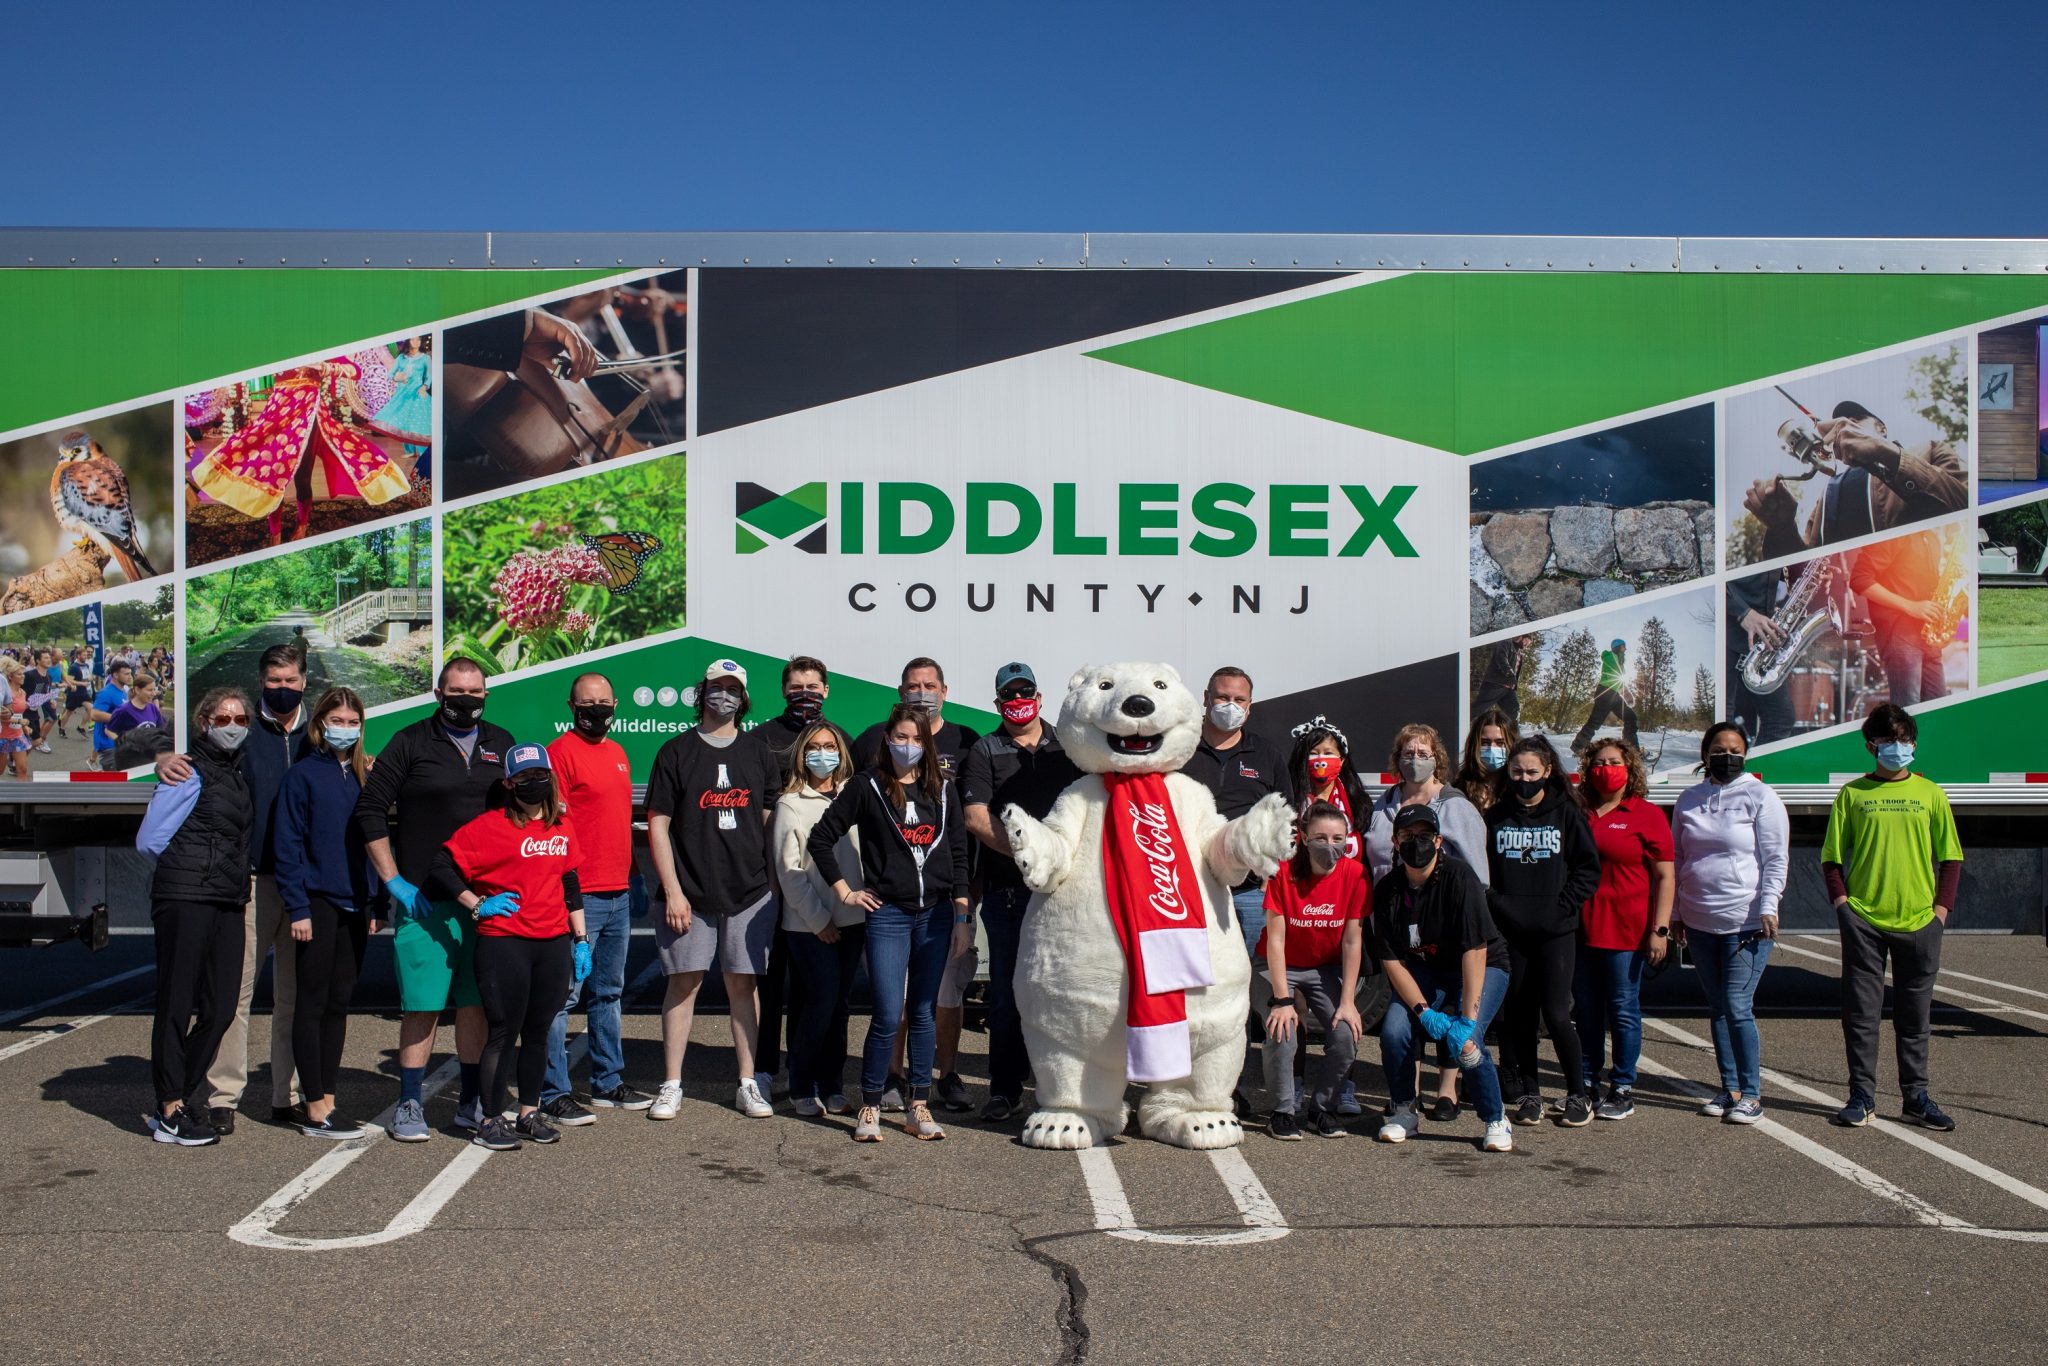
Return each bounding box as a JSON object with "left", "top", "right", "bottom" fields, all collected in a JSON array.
[{"left": 540, "top": 673, "right": 652, "bottom": 1122}]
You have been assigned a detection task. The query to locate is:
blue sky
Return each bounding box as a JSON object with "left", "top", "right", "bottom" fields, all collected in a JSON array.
[{"left": 4, "top": 1, "right": 2044, "bottom": 235}]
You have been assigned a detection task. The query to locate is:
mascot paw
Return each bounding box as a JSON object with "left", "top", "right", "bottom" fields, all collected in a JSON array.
[
  {"left": 1019, "top": 1108, "right": 1121, "bottom": 1150},
  {"left": 1003, "top": 807, "right": 1065, "bottom": 895},
  {"left": 1230, "top": 793, "right": 1299, "bottom": 881},
  {"left": 1140, "top": 1109, "right": 1246, "bottom": 1150}
]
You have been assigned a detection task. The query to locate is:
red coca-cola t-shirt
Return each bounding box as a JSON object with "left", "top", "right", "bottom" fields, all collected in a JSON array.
[
  {"left": 1580, "top": 797, "right": 1674, "bottom": 950},
  {"left": 548, "top": 732, "right": 633, "bottom": 893},
  {"left": 1254, "top": 856, "right": 1368, "bottom": 971},
  {"left": 443, "top": 808, "right": 581, "bottom": 939}
]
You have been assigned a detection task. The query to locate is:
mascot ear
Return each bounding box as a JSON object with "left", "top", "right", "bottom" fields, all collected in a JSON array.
[{"left": 1066, "top": 666, "right": 1097, "bottom": 696}]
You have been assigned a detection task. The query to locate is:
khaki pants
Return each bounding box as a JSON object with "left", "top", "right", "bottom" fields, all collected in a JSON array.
[{"left": 205, "top": 874, "right": 298, "bottom": 1111}]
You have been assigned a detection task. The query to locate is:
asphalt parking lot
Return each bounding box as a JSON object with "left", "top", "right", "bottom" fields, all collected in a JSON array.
[{"left": 2, "top": 930, "right": 2045, "bottom": 1364}]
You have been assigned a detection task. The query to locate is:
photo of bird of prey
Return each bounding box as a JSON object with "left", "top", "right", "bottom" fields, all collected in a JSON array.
[{"left": 51, "top": 429, "right": 159, "bottom": 582}]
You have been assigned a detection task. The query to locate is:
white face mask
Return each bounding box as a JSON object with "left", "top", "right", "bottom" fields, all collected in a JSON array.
[
  {"left": 210, "top": 723, "right": 250, "bottom": 752},
  {"left": 1207, "top": 701, "right": 1247, "bottom": 732},
  {"left": 702, "top": 689, "right": 742, "bottom": 718}
]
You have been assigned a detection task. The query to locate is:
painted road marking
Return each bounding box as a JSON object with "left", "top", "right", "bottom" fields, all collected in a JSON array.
[
  {"left": 1643, "top": 1017, "right": 2048, "bottom": 1228},
  {"left": 1770, "top": 939, "right": 2048, "bottom": 1025},
  {"left": 1075, "top": 1145, "right": 1289, "bottom": 1245},
  {"left": 1785, "top": 934, "right": 2048, "bottom": 1003},
  {"left": 0, "top": 992, "right": 154, "bottom": 1062},
  {"left": 0, "top": 964, "right": 154, "bottom": 1028}
]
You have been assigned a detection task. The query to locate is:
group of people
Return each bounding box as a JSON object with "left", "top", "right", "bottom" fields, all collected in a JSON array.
[
  {"left": 0, "top": 642, "right": 172, "bottom": 775},
  {"left": 136, "top": 646, "right": 1966, "bottom": 1154}
]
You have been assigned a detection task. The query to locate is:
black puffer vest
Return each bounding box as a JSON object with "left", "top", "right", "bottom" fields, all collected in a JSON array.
[{"left": 150, "top": 735, "right": 255, "bottom": 906}]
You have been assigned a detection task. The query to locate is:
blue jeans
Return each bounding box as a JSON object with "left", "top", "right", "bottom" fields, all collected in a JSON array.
[
  {"left": 1574, "top": 944, "right": 1646, "bottom": 1090},
  {"left": 785, "top": 923, "right": 866, "bottom": 1100},
  {"left": 1687, "top": 930, "right": 1774, "bottom": 1098},
  {"left": 542, "top": 890, "right": 632, "bottom": 1103},
  {"left": 981, "top": 885, "right": 1031, "bottom": 1100},
  {"left": 1231, "top": 886, "right": 1265, "bottom": 962},
  {"left": 1380, "top": 963, "right": 1509, "bottom": 1124},
  {"left": 861, "top": 901, "right": 951, "bottom": 1102}
]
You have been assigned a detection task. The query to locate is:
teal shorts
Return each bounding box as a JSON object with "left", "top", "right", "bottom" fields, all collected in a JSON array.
[{"left": 392, "top": 899, "right": 482, "bottom": 1013}]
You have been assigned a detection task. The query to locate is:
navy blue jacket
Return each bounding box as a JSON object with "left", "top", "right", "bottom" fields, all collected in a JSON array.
[
  {"left": 241, "top": 707, "right": 313, "bottom": 875},
  {"left": 273, "top": 749, "right": 384, "bottom": 921}
]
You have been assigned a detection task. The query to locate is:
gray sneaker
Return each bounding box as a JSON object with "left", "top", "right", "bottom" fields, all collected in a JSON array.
[
  {"left": 1376, "top": 1102, "right": 1420, "bottom": 1144},
  {"left": 934, "top": 1073, "right": 973, "bottom": 1113},
  {"left": 452, "top": 1097, "right": 485, "bottom": 1133},
  {"left": 389, "top": 1098, "right": 430, "bottom": 1143},
  {"left": 1596, "top": 1087, "right": 1636, "bottom": 1121},
  {"left": 878, "top": 1077, "right": 907, "bottom": 1113},
  {"left": 854, "top": 1105, "right": 884, "bottom": 1142}
]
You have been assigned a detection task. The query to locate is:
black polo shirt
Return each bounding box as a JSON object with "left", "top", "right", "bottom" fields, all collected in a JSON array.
[
  {"left": 1181, "top": 729, "right": 1293, "bottom": 891},
  {"left": 959, "top": 726, "right": 1082, "bottom": 890},
  {"left": 351, "top": 716, "right": 515, "bottom": 887}
]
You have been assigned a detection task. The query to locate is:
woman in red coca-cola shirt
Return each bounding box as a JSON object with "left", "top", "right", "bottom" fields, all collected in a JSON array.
[{"left": 430, "top": 743, "right": 590, "bottom": 1151}]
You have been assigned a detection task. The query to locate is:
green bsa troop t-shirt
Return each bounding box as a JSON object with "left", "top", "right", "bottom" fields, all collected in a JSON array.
[{"left": 1819, "top": 774, "right": 1963, "bottom": 933}]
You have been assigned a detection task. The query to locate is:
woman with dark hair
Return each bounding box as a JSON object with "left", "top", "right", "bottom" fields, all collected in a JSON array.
[
  {"left": 1572, "top": 736, "right": 1674, "bottom": 1120},
  {"left": 273, "top": 687, "right": 385, "bottom": 1137},
  {"left": 1672, "top": 722, "right": 1787, "bottom": 1126},
  {"left": 1456, "top": 708, "right": 1519, "bottom": 814},
  {"left": 1484, "top": 736, "right": 1602, "bottom": 1128},
  {"left": 774, "top": 719, "right": 866, "bottom": 1117},
  {"left": 1257, "top": 801, "right": 1367, "bottom": 1139},
  {"left": 137, "top": 686, "right": 256, "bottom": 1145},
  {"left": 806, "top": 704, "right": 972, "bottom": 1143},
  {"left": 1286, "top": 716, "right": 1371, "bottom": 866}
]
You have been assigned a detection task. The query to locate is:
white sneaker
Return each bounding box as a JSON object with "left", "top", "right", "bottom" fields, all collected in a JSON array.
[
  {"left": 735, "top": 1078, "right": 773, "bottom": 1118},
  {"left": 648, "top": 1081, "right": 683, "bottom": 1121},
  {"left": 35, "top": 743, "right": 51, "bottom": 754},
  {"left": 1482, "top": 1119, "right": 1514, "bottom": 1152},
  {"left": 1376, "top": 1103, "right": 1419, "bottom": 1144},
  {"left": 792, "top": 1096, "right": 824, "bottom": 1118}
]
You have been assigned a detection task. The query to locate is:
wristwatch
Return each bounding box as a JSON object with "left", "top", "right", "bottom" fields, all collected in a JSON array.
[
  {"left": 573, "top": 935, "right": 588, "bottom": 945},
  {"left": 1652, "top": 926, "right": 1671, "bottom": 939}
]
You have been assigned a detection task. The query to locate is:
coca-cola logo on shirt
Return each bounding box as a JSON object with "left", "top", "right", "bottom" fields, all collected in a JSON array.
[
  {"left": 900, "top": 823, "right": 938, "bottom": 847},
  {"left": 520, "top": 834, "right": 570, "bottom": 858},
  {"left": 699, "top": 789, "right": 753, "bottom": 810},
  {"left": 1129, "top": 800, "right": 1189, "bottom": 922},
  {"left": 1292, "top": 901, "right": 1344, "bottom": 928}
]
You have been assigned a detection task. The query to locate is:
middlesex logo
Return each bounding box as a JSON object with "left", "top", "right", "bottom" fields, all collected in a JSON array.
[
  {"left": 520, "top": 834, "right": 570, "bottom": 858},
  {"left": 736, "top": 481, "right": 828, "bottom": 554}
]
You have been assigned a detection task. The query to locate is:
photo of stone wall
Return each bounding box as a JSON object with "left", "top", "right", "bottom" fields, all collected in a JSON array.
[{"left": 1468, "top": 405, "right": 1715, "bottom": 633}]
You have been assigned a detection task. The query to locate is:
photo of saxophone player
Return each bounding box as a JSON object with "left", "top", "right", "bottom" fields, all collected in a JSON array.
[
  {"left": 1727, "top": 566, "right": 1797, "bottom": 746},
  {"left": 1852, "top": 528, "right": 1967, "bottom": 707},
  {"left": 1743, "top": 401, "right": 1967, "bottom": 561}
]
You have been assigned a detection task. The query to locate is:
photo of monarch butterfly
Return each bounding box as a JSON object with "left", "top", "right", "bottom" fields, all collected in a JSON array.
[{"left": 582, "top": 530, "right": 663, "bottom": 593}]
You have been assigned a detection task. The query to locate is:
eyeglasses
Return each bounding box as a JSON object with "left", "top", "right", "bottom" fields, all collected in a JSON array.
[{"left": 210, "top": 712, "right": 249, "bottom": 726}]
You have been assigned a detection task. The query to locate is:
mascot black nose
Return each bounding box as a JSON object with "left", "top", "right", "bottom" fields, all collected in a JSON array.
[{"left": 1120, "top": 694, "right": 1155, "bottom": 718}]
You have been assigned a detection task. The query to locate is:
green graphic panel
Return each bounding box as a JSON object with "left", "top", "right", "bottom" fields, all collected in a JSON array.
[
  {"left": 1747, "top": 681, "right": 2048, "bottom": 784},
  {"left": 1092, "top": 273, "right": 2048, "bottom": 455},
  {"left": 368, "top": 637, "right": 998, "bottom": 776},
  {"left": 0, "top": 269, "right": 611, "bottom": 434}
]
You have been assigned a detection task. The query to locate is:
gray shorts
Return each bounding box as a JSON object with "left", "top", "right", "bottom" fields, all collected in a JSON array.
[{"left": 655, "top": 891, "right": 775, "bottom": 975}]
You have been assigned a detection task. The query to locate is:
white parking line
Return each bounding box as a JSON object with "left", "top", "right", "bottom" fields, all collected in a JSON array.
[
  {"left": 0, "top": 992, "right": 154, "bottom": 1062},
  {"left": 1785, "top": 934, "right": 2048, "bottom": 1002},
  {"left": 0, "top": 964, "right": 154, "bottom": 1028},
  {"left": 1075, "top": 1145, "right": 1289, "bottom": 1245},
  {"left": 1768, "top": 939, "right": 2048, "bottom": 1025},
  {"left": 1642, "top": 1017, "right": 2048, "bottom": 1225}
]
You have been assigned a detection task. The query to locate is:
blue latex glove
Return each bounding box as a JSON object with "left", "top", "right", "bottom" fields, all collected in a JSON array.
[
  {"left": 572, "top": 939, "right": 593, "bottom": 983},
  {"left": 1444, "top": 1017, "right": 1478, "bottom": 1061},
  {"left": 385, "top": 874, "right": 429, "bottom": 921},
  {"left": 1418, "top": 1007, "right": 1454, "bottom": 1043},
  {"left": 475, "top": 892, "right": 521, "bottom": 920}
]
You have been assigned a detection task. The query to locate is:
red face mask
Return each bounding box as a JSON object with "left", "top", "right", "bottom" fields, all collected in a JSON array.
[
  {"left": 1588, "top": 762, "right": 1628, "bottom": 794},
  {"left": 999, "top": 695, "right": 1041, "bottom": 725},
  {"left": 1308, "top": 754, "right": 1341, "bottom": 782}
]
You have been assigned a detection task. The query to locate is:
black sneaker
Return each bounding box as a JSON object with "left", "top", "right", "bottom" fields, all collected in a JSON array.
[
  {"left": 981, "top": 1094, "right": 1022, "bottom": 1123},
  {"left": 1513, "top": 1094, "right": 1545, "bottom": 1127},
  {"left": 1596, "top": 1087, "right": 1635, "bottom": 1121},
  {"left": 1268, "top": 1110, "right": 1302, "bottom": 1141},
  {"left": 1560, "top": 1093, "right": 1594, "bottom": 1127},
  {"left": 1308, "top": 1108, "right": 1346, "bottom": 1138},
  {"left": 295, "top": 1107, "right": 366, "bottom": 1140},
  {"left": 270, "top": 1105, "right": 297, "bottom": 1126},
  {"left": 543, "top": 1096, "right": 597, "bottom": 1127},
  {"left": 1903, "top": 1092, "right": 1956, "bottom": 1132},
  {"left": 471, "top": 1116, "right": 521, "bottom": 1150},
  {"left": 1428, "top": 1094, "right": 1461, "bottom": 1123},
  {"left": 515, "top": 1111, "right": 562, "bottom": 1145},
  {"left": 588, "top": 1083, "right": 655, "bottom": 1111},
  {"left": 933, "top": 1072, "right": 974, "bottom": 1113},
  {"left": 151, "top": 1104, "right": 218, "bottom": 1147},
  {"left": 206, "top": 1106, "right": 237, "bottom": 1136}
]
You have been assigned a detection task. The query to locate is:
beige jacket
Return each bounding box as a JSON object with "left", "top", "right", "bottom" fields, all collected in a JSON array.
[{"left": 775, "top": 783, "right": 866, "bottom": 932}]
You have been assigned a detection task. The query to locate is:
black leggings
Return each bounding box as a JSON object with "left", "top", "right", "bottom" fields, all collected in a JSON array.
[
  {"left": 291, "top": 898, "right": 369, "bottom": 1101},
  {"left": 150, "top": 899, "right": 246, "bottom": 1108},
  {"left": 1500, "top": 925, "right": 1585, "bottom": 1099},
  {"left": 476, "top": 933, "right": 571, "bottom": 1113}
]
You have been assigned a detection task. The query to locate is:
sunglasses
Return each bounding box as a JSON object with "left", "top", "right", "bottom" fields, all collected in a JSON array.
[
  {"left": 999, "top": 686, "right": 1037, "bottom": 700},
  {"left": 210, "top": 712, "right": 249, "bottom": 726}
]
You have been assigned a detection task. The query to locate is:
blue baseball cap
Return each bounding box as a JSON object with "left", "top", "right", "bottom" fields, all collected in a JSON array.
[
  {"left": 505, "top": 743, "right": 552, "bottom": 776},
  {"left": 994, "top": 661, "right": 1036, "bottom": 693}
]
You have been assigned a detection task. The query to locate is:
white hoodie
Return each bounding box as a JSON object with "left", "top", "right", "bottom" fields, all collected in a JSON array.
[
  {"left": 774, "top": 782, "right": 866, "bottom": 932},
  {"left": 1671, "top": 772, "right": 1789, "bottom": 934}
]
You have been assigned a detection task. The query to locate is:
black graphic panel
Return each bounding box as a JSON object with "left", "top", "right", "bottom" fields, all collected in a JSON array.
[{"left": 1255, "top": 654, "right": 1461, "bottom": 779}]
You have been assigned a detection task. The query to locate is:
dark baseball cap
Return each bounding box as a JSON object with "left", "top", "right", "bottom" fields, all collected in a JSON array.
[
  {"left": 1391, "top": 803, "right": 1440, "bottom": 834},
  {"left": 1831, "top": 400, "right": 1881, "bottom": 424},
  {"left": 994, "top": 661, "right": 1036, "bottom": 693}
]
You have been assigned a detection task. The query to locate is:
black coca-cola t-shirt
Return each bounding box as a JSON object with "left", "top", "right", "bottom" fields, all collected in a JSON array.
[{"left": 645, "top": 728, "right": 776, "bottom": 916}]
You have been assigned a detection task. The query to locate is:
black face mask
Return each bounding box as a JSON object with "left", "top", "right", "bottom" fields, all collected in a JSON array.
[
  {"left": 1707, "top": 751, "right": 1746, "bottom": 784},
  {"left": 1398, "top": 834, "right": 1437, "bottom": 870},
  {"left": 512, "top": 776, "right": 554, "bottom": 807},
  {"left": 439, "top": 693, "right": 485, "bottom": 730},
  {"left": 262, "top": 685, "right": 304, "bottom": 718},
  {"left": 784, "top": 690, "right": 824, "bottom": 723},
  {"left": 1509, "top": 776, "right": 1546, "bottom": 802},
  {"left": 573, "top": 703, "right": 615, "bottom": 738}
]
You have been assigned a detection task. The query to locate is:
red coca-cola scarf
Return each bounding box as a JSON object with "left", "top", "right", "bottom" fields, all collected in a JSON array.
[{"left": 1101, "top": 771, "right": 1213, "bottom": 1082}]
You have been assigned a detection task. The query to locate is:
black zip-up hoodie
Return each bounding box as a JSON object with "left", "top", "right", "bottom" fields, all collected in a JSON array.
[
  {"left": 1482, "top": 783, "right": 1601, "bottom": 937},
  {"left": 807, "top": 768, "right": 969, "bottom": 911}
]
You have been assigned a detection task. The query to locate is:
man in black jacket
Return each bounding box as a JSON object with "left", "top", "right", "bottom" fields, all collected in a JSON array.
[{"left": 353, "top": 657, "right": 515, "bottom": 1142}]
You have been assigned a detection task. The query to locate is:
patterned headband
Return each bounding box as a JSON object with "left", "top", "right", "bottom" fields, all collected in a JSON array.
[{"left": 1290, "top": 714, "right": 1348, "bottom": 747}]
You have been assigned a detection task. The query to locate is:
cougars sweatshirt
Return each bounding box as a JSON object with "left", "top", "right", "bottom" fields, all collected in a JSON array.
[{"left": 1482, "top": 784, "right": 1602, "bottom": 938}]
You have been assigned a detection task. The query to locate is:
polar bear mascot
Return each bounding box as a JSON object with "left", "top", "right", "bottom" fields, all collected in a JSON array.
[{"left": 1002, "top": 661, "right": 1297, "bottom": 1150}]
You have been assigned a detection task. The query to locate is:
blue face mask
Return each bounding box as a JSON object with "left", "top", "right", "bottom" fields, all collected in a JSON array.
[
  {"left": 324, "top": 724, "right": 361, "bottom": 751},
  {"left": 1876, "top": 740, "right": 1915, "bottom": 771},
  {"left": 1479, "top": 744, "right": 1507, "bottom": 772},
  {"left": 804, "top": 749, "right": 841, "bottom": 777},
  {"left": 888, "top": 741, "right": 924, "bottom": 771}
]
